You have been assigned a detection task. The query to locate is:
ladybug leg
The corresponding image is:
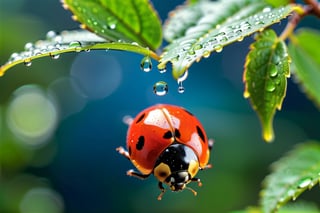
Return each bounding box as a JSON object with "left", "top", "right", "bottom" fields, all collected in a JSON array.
[
  {"left": 191, "top": 177, "right": 202, "bottom": 187},
  {"left": 116, "top": 146, "right": 130, "bottom": 160},
  {"left": 157, "top": 182, "right": 166, "bottom": 200},
  {"left": 127, "top": 169, "right": 150, "bottom": 179}
]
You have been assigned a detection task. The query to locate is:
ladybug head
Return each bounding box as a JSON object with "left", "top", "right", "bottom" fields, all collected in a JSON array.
[{"left": 153, "top": 143, "right": 200, "bottom": 194}]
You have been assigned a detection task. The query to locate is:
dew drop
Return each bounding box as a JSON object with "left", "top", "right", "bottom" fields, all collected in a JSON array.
[
  {"left": 243, "top": 90, "right": 250, "bottom": 98},
  {"left": 263, "top": 7, "right": 272, "bottom": 13},
  {"left": 158, "top": 64, "right": 167, "bottom": 74},
  {"left": 107, "top": 17, "right": 117, "bottom": 29},
  {"left": 194, "top": 44, "right": 203, "bottom": 50},
  {"left": 46, "top": 30, "right": 57, "bottom": 41},
  {"left": 266, "top": 81, "right": 276, "bottom": 92},
  {"left": 178, "top": 84, "right": 185, "bottom": 93},
  {"left": 153, "top": 81, "right": 168, "bottom": 96},
  {"left": 24, "top": 59, "right": 32, "bottom": 67},
  {"left": 24, "top": 42, "right": 34, "bottom": 51},
  {"left": 140, "top": 56, "right": 152, "bottom": 72},
  {"left": 298, "top": 177, "right": 312, "bottom": 189},
  {"left": 219, "top": 36, "right": 228, "bottom": 43},
  {"left": 188, "top": 49, "right": 196, "bottom": 55},
  {"left": 203, "top": 50, "right": 211, "bottom": 58},
  {"left": 50, "top": 52, "right": 60, "bottom": 60},
  {"left": 214, "top": 45, "right": 223, "bottom": 53},
  {"left": 9, "top": 52, "right": 19, "bottom": 62},
  {"left": 237, "top": 36, "right": 244, "bottom": 42},
  {"left": 270, "top": 67, "right": 278, "bottom": 77},
  {"left": 177, "top": 70, "right": 188, "bottom": 94},
  {"left": 69, "top": 41, "right": 82, "bottom": 52}
]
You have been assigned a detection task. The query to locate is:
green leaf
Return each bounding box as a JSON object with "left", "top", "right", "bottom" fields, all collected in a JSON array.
[
  {"left": 260, "top": 142, "right": 320, "bottom": 213},
  {"left": 0, "top": 30, "right": 157, "bottom": 76},
  {"left": 62, "top": 0, "right": 162, "bottom": 50},
  {"left": 288, "top": 29, "right": 320, "bottom": 108},
  {"left": 233, "top": 202, "right": 320, "bottom": 213},
  {"left": 265, "top": 0, "right": 291, "bottom": 7},
  {"left": 159, "top": 0, "right": 294, "bottom": 79},
  {"left": 243, "top": 29, "right": 290, "bottom": 142}
]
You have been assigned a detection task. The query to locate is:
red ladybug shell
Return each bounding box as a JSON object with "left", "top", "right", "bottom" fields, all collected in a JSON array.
[{"left": 126, "top": 104, "right": 210, "bottom": 175}]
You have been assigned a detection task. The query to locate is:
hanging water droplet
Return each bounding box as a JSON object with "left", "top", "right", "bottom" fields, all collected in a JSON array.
[
  {"left": 50, "top": 52, "right": 60, "bottom": 60},
  {"left": 243, "top": 90, "right": 250, "bottom": 98},
  {"left": 153, "top": 81, "right": 168, "bottom": 96},
  {"left": 140, "top": 56, "right": 152, "bottom": 72},
  {"left": 237, "top": 36, "right": 244, "bottom": 42},
  {"left": 178, "top": 84, "right": 185, "bottom": 93},
  {"left": 297, "top": 177, "right": 312, "bottom": 189},
  {"left": 177, "top": 70, "right": 188, "bottom": 94},
  {"left": 158, "top": 64, "right": 167, "bottom": 74},
  {"left": 203, "top": 50, "right": 211, "bottom": 58},
  {"left": 69, "top": 41, "right": 82, "bottom": 52},
  {"left": 266, "top": 81, "right": 276, "bottom": 92},
  {"left": 24, "top": 59, "right": 32, "bottom": 67},
  {"left": 215, "top": 45, "right": 223, "bottom": 53}
]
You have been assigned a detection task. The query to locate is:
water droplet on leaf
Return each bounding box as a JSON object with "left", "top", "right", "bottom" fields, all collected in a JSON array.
[
  {"left": 270, "top": 67, "right": 278, "bottom": 77},
  {"left": 298, "top": 177, "right": 312, "bottom": 189},
  {"left": 69, "top": 41, "right": 82, "bottom": 52},
  {"left": 46, "top": 30, "right": 57, "bottom": 41},
  {"left": 215, "top": 45, "right": 223, "bottom": 53},
  {"left": 203, "top": 50, "right": 211, "bottom": 58},
  {"left": 153, "top": 81, "right": 168, "bottom": 96},
  {"left": 266, "top": 81, "right": 276, "bottom": 92},
  {"left": 24, "top": 59, "right": 32, "bottom": 67},
  {"left": 140, "top": 56, "right": 152, "bottom": 72},
  {"left": 24, "top": 42, "right": 34, "bottom": 51}
]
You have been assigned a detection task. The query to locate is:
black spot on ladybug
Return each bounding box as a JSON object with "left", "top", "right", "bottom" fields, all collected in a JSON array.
[
  {"left": 183, "top": 109, "right": 194, "bottom": 116},
  {"left": 135, "top": 113, "right": 145, "bottom": 124},
  {"left": 174, "top": 129, "right": 181, "bottom": 139},
  {"left": 136, "top": 136, "right": 145, "bottom": 150},
  {"left": 196, "top": 126, "right": 206, "bottom": 143},
  {"left": 128, "top": 146, "right": 132, "bottom": 156},
  {"left": 163, "top": 131, "right": 173, "bottom": 139}
]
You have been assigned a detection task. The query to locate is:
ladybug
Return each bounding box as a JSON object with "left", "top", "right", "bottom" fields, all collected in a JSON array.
[{"left": 116, "top": 104, "right": 213, "bottom": 200}]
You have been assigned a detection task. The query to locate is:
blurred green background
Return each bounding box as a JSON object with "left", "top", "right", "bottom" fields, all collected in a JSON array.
[{"left": 0, "top": 0, "right": 319, "bottom": 212}]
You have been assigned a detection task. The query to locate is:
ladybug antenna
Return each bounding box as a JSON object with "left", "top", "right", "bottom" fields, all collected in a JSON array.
[{"left": 186, "top": 186, "right": 197, "bottom": 197}]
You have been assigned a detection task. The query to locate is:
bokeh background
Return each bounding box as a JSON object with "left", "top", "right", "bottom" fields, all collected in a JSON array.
[{"left": 0, "top": 0, "right": 319, "bottom": 212}]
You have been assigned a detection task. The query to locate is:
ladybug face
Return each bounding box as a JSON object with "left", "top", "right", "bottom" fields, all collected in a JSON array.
[
  {"left": 153, "top": 143, "right": 200, "bottom": 192},
  {"left": 116, "top": 104, "right": 213, "bottom": 200}
]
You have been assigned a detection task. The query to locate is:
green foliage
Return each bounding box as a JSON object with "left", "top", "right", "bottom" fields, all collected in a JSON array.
[
  {"left": 288, "top": 29, "right": 320, "bottom": 108},
  {"left": 260, "top": 142, "right": 320, "bottom": 213},
  {"left": 243, "top": 29, "right": 290, "bottom": 142},
  {"left": 63, "top": 0, "right": 162, "bottom": 50},
  {"left": 159, "top": 0, "right": 294, "bottom": 79},
  {"left": 0, "top": 30, "right": 155, "bottom": 76},
  {"left": 0, "top": 0, "right": 320, "bottom": 212}
]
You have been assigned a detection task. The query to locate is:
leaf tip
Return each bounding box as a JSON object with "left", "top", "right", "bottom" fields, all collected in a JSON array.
[{"left": 262, "top": 123, "right": 275, "bottom": 143}]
